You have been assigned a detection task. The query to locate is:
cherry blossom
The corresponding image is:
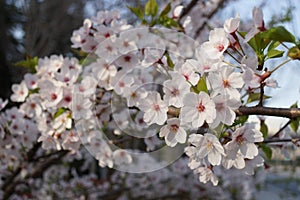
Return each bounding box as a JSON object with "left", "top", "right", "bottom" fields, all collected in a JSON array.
[
  {"left": 174, "top": 61, "right": 199, "bottom": 85},
  {"left": 224, "top": 14, "right": 240, "bottom": 34},
  {"left": 199, "top": 28, "right": 229, "bottom": 59},
  {"left": 113, "top": 149, "right": 132, "bottom": 166},
  {"left": 186, "top": 133, "right": 225, "bottom": 166},
  {"left": 163, "top": 72, "right": 191, "bottom": 107},
  {"left": 10, "top": 81, "right": 29, "bottom": 102},
  {"left": 194, "top": 165, "right": 219, "bottom": 186},
  {"left": 181, "top": 92, "right": 216, "bottom": 128},
  {"left": 244, "top": 7, "right": 265, "bottom": 42},
  {"left": 225, "top": 124, "right": 264, "bottom": 159},
  {"left": 208, "top": 66, "right": 244, "bottom": 100},
  {"left": 210, "top": 94, "right": 241, "bottom": 128},
  {"left": 139, "top": 92, "right": 168, "bottom": 125},
  {"left": 159, "top": 118, "right": 187, "bottom": 147},
  {"left": 24, "top": 73, "right": 38, "bottom": 90}
]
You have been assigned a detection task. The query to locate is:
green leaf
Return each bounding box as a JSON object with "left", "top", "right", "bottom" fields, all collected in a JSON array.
[
  {"left": 248, "top": 32, "right": 271, "bottom": 53},
  {"left": 267, "top": 41, "right": 281, "bottom": 51},
  {"left": 290, "top": 102, "right": 299, "bottom": 132},
  {"left": 231, "top": 115, "right": 249, "bottom": 127},
  {"left": 15, "top": 56, "right": 38, "bottom": 73},
  {"left": 261, "top": 26, "right": 296, "bottom": 43},
  {"left": 290, "top": 118, "right": 299, "bottom": 133},
  {"left": 260, "top": 120, "right": 268, "bottom": 138},
  {"left": 267, "top": 49, "right": 284, "bottom": 58},
  {"left": 127, "top": 5, "right": 144, "bottom": 20},
  {"left": 53, "top": 108, "right": 67, "bottom": 119},
  {"left": 247, "top": 93, "right": 271, "bottom": 103},
  {"left": 165, "top": 52, "right": 174, "bottom": 68},
  {"left": 157, "top": 16, "right": 181, "bottom": 29},
  {"left": 159, "top": 3, "right": 171, "bottom": 17},
  {"left": 197, "top": 76, "right": 208, "bottom": 94},
  {"left": 145, "top": 0, "right": 158, "bottom": 17},
  {"left": 260, "top": 144, "right": 272, "bottom": 160}
]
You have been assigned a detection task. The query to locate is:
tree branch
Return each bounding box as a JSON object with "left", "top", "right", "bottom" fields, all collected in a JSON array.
[
  {"left": 236, "top": 106, "right": 300, "bottom": 119},
  {"left": 194, "top": 0, "right": 227, "bottom": 37},
  {"left": 178, "top": 0, "right": 199, "bottom": 22},
  {"left": 168, "top": 106, "right": 300, "bottom": 119},
  {"left": 2, "top": 150, "right": 69, "bottom": 200}
]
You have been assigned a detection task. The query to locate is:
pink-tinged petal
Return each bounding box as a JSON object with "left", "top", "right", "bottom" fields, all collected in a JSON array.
[
  {"left": 155, "top": 111, "right": 167, "bottom": 125},
  {"left": 175, "top": 128, "right": 187, "bottom": 143},
  {"left": 192, "top": 114, "right": 205, "bottom": 128},
  {"left": 197, "top": 145, "right": 209, "bottom": 158},
  {"left": 166, "top": 132, "right": 177, "bottom": 147},
  {"left": 234, "top": 156, "right": 246, "bottom": 169},
  {"left": 208, "top": 149, "right": 222, "bottom": 166},
  {"left": 211, "top": 174, "right": 219, "bottom": 186},
  {"left": 143, "top": 110, "right": 156, "bottom": 124},
  {"left": 159, "top": 125, "right": 169, "bottom": 137},
  {"left": 183, "top": 92, "right": 198, "bottom": 106},
  {"left": 241, "top": 143, "right": 258, "bottom": 159},
  {"left": 181, "top": 107, "right": 196, "bottom": 122},
  {"left": 229, "top": 73, "right": 244, "bottom": 88}
]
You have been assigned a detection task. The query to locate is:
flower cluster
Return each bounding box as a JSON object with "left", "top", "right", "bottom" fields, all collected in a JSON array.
[{"left": 2, "top": 4, "right": 298, "bottom": 196}]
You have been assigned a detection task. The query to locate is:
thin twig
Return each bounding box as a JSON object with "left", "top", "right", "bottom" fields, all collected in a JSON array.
[
  {"left": 257, "top": 138, "right": 300, "bottom": 144},
  {"left": 178, "top": 0, "right": 199, "bottom": 22},
  {"left": 271, "top": 120, "right": 292, "bottom": 138}
]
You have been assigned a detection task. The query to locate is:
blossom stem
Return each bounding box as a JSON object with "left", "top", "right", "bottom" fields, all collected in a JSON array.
[
  {"left": 271, "top": 119, "right": 292, "bottom": 138},
  {"left": 270, "top": 58, "right": 292, "bottom": 74},
  {"left": 225, "top": 50, "right": 241, "bottom": 64},
  {"left": 258, "top": 83, "right": 264, "bottom": 107}
]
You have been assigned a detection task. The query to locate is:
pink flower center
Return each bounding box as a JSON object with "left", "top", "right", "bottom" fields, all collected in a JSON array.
[
  {"left": 123, "top": 41, "right": 129, "bottom": 47},
  {"left": 170, "top": 124, "right": 179, "bottom": 132},
  {"left": 216, "top": 44, "right": 224, "bottom": 52},
  {"left": 119, "top": 81, "right": 125, "bottom": 87},
  {"left": 153, "top": 104, "right": 160, "bottom": 111},
  {"left": 183, "top": 74, "right": 189, "bottom": 81},
  {"left": 124, "top": 55, "right": 131, "bottom": 62},
  {"left": 65, "top": 96, "right": 72, "bottom": 102},
  {"left": 30, "top": 103, "right": 36, "bottom": 109},
  {"left": 223, "top": 79, "right": 230, "bottom": 88},
  {"left": 106, "top": 45, "right": 113, "bottom": 52},
  {"left": 236, "top": 134, "right": 245, "bottom": 144},
  {"left": 51, "top": 93, "right": 57, "bottom": 100},
  {"left": 197, "top": 103, "right": 205, "bottom": 112},
  {"left": 104, "top": 32, "right": 110, "bottom": 38},
  {"left": 171, "top": 88, "right": 179, "bottom": 96}
]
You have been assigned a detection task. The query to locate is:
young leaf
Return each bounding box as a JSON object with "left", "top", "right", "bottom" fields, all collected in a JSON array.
[
  {"left": 53, "top": 108, "right": 67, "bottom": 119},
  {"left": 290, "top": 118, "right": 299, "bottom": 133},
  {"left": 127, "top": 6, "right": 144, "bottom": 20},
  {"left": 261, "top": 26, "right": 296, "bottom": 43},
  {"left": 231, "top": 115, "right": 249, "bottom": 127},
  {"left": 267, "top": 49, "right": 284, "bottom": 58},
  {"left": 247, "top": 93, "right": 271, "bottom": 103},
  {"left": 290, "top": 102, "right": 299, "bottom": 132},
  {"left": 267, "top": 41, "right": 281, "bottom": 51},
  {"left": 197, "top": 76, "right": 208, "bottom": 94},
  {"left": 15, "top": 56, "right": 38, "bottom": 73},
  {"left": 159, "top": 3, "right": 171, "bottom": 17},
  {"left": 260, "top": 120, "right": 268, "bottom": 138},
  {"left": 145, "top": 0, "right": 158, "bottom": 17},
  {"left": 164, "top": 52, "right": 174, "bottom": 68},
  {"left": 260, "top": 144, "right": 272, "bottom": 160}
]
